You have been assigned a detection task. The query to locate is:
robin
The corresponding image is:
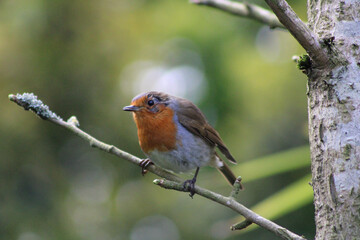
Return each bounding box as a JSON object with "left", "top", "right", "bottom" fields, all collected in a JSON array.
[{"left": 123, "top": 91, "right": 241, "bottom": 197}]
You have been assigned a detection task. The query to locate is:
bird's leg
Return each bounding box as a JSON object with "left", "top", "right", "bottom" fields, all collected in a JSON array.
[
  {"left": 139, "top": 158, "right": 153, "bottom": 176},
  {"left": 183, "top": 167, "right": 200, "bottom": 198}
]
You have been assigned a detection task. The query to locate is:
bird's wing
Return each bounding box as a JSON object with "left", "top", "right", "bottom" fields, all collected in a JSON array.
[{"left": 176, "top": 98, "right": 236, "bottom": 163}]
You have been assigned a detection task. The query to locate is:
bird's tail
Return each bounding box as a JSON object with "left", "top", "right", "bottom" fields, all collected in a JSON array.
[
  {"left": 217, "top": 162, "right": 244, "bottom": 189},
  {"left": 213, "top": 152, "right": 243, "bottom": 189}
]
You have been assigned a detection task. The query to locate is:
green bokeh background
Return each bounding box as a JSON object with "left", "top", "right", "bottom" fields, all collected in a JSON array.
[{"left": 1, "top": 0, "right": 314, "bottom": 239}]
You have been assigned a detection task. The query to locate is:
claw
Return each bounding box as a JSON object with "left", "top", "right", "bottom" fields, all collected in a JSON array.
[
  {"left": 182, "top": 167, "right": 200, "bottom": 198},
  {"left": 183, "top": 178, "right": 196, "bottom": 198},
  {"left": 139, "top": 158, "right": 153, "bottom": 176}
]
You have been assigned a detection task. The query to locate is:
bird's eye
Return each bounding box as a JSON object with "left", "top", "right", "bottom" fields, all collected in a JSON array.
[{"left": 147, "top": 100, "right": 154, "bottom": 106}]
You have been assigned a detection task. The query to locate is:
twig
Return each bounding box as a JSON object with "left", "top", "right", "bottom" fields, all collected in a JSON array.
[
  {"left": 154, "top": 179, "right": 306, "bottom": 240},
  {"left": 231, "top": 219, "right": 253, "bottom": 231},
  {"left": 191, "top": 0, "right": 284, "bottom": 29},
  {"left": 9, "top": 93, "right": 307, "bottom": 240},
  {"left": 229, "top": 176, "right": 243, "bottom": 199},
  {"left": 264, "top": 0, "right": 329, "bottom": 67}
]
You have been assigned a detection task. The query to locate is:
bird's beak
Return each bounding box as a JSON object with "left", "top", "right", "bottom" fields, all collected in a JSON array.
[{"left": 123, "top": 105, "right": 140, "bottom": 112}]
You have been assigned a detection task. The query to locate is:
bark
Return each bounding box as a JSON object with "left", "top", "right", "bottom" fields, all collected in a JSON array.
[{"left": 307, "top": 0, "right": 360, "bottom": 239}]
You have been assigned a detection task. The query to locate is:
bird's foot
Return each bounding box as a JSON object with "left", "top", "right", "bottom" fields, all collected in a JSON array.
[
  {"left": 139, "top": 158, "right": 153, "bottom": 176},
  {"left": 182, "top": 178, "right": 197, "bottom": 198},
  {"left": 182, "top": 167, "right": 200, "bottom": 198}
]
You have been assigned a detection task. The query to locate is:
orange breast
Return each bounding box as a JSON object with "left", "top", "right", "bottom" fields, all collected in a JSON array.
[{"left": 133, "top": 107, "right": 177, "bottom": 153}]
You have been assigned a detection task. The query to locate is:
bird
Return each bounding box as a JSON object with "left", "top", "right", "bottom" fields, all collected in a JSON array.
[{"left": 123, "top": 91, "right": 241, "bottom": 197}]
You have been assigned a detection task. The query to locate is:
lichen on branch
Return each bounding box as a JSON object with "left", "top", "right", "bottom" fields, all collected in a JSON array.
[{"left": 9, "top": 93, "right": 62, "bottom": 120}]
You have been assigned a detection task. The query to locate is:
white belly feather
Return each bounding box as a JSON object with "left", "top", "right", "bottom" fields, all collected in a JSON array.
[{"left": 146, "top": 122, "right": 217, "bottom": 173}]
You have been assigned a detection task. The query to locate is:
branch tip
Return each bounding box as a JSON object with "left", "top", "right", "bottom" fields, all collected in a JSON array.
[
  {"left": 230, "top": 176, "right": 243, "bottom": 198},
  {"left": 292, "top": 55, "right": 300, "bottom": 62},
  {"left": 153, "top": 179, "right": 163, "bottom": 185},
  {"left": 153, "top": 179, "right": 188, "bottom": 193},
  {"left": 8, "top": 94, "right": 15, "bottom": 101},
  {"left": 67, "top": 116, "right": 80, "bottom": 127},
  {"left": 9, "top": 92, "right": 63, "bottom": 121},
  {"left": 231, "top": 219, "right": 253, "bottom": 231}
]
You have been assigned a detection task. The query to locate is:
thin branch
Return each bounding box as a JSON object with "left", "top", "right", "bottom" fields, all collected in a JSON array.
[
  {"left": 9, "top": 93, "right": 307, "bottom": 240},
  {"left": 231, "top": 219, "right": 253, "bottom": 231},
  {"left": 229, "top": 176, "right": 243, "bottom": 198},
  {"left": 191, "top": 0, "right": 285, "bottom": 29},
  {"left": 264, "top": 0, "right": 329, "bottom": 67},
  {"left": 154, "top": 179, "right": 307, "bottom": 240}
]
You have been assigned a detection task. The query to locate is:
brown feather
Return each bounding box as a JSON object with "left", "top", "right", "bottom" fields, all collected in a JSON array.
[
  {"left": 176, "top": 98, "right": 236, "bottom": 164},
  {"left": 214, "top": 152, "right": 240, "bottom": 186}
]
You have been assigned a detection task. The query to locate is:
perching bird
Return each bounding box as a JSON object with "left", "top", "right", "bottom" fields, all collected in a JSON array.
[{"left": 123, "top": 91, "right": 240, "bottom": 197}]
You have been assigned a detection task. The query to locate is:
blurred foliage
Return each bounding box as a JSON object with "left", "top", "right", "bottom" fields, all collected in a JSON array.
[{"left": 1, "top": 0, "right": 313, "bottom": 239}]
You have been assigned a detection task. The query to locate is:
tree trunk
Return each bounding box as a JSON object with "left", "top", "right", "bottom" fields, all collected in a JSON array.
[{"left": 307, "top": 1, "right": 360, "bottom": 239}]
